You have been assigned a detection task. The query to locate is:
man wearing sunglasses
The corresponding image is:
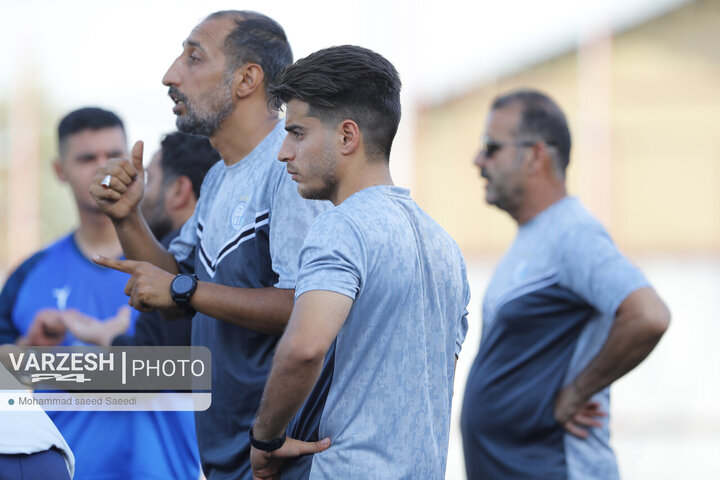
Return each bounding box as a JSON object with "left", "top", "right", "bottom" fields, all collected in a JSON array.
[{"left": 461, "top": 89, "right": 670, "bottom": 479}]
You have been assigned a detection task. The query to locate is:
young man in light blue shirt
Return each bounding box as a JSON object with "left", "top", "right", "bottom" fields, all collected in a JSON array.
[{"left": 249, "top": 45, "right": 470, "bottom": 479}]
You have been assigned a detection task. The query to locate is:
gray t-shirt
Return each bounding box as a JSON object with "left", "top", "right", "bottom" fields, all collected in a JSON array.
[
  {"left": 284, "top": 185, "right": 470, "bottom": 479},
  {"left": 461, "top": 196, "right": 649, "bottom": 480}
]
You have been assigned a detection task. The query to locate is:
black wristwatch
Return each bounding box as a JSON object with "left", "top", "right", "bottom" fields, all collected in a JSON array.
[
  {"left": 170, "top": 273, "right": 198, "bottom": 310},
  {"left": 249, "top": 427, "right": 287, "bottom": 452}
]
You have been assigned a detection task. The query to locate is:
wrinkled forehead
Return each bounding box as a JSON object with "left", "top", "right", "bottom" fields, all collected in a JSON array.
[{"left": 186, "top": 16, "right": 237, "bottom": 55}]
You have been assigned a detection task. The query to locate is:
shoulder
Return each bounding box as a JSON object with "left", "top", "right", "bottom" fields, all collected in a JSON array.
[
  {"left": 2, "top": 249, "right": 48, "bottom": 292},
  {"left": 0, "top": 236, "right": 65, "bottom": 308},
  {"left": 308, "top": 208, "right": 362, "bottom": 239},
  {"left": 6, "top": 234, "right": 76, "bottom": 278},
  {"left": 198, "top": 160, "right": 226, "bottom": 193},
  {"left": 531, "top": 198, "right": 610, "bottom": 253}
]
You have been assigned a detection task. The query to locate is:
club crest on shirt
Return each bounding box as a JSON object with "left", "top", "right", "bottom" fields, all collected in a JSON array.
[
  {"left": 52, "top": 285, "right": 72, "bottom": 310},
  {"left": 230, "top": 202, "right": 248, "bottom": 231}
]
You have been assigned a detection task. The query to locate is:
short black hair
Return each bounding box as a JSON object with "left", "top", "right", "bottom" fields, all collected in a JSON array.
[
  {"left": 492, "top": 89, "right": 572, "bottom": 175},
  {"left": 57, "top": 107, "right": 125, "bottom": 154},
  {"left": 269, "top": 45, "right": 402, "bottom": 161},
  {"left": 159, "top": 132, "right": 220, "bottom": 199},
  {"left": 206, "top": 10, "right": 292, "bottom": 94}
]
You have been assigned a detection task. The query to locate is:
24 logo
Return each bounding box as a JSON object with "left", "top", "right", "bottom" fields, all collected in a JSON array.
[{"left": 31, "top": 373, "right": 91, "bottom": 383}]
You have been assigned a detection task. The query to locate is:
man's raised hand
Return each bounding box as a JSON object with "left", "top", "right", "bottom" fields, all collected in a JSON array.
[
  {"left": 90, "top": 140, "right": 146, "bottom": 221},
  {"left": 93, "top": 255, "right": 175, "bottom": 313}
]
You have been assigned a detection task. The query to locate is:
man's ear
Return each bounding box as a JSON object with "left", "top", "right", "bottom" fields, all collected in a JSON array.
[
  {"left": 339, "top": 120, "right": 361, "bottom": 156},
  {"left": 233, "top": 63, "right": 265, "bottom": 99},
  {"left": 165, "top": 175, "right": 194, "bottom": 211},
  {"left": 53, "top": 158, "right": 67, "bottom": 183},
  {"left": 526, "top": 142, "right": 551, "bottom": 175}
]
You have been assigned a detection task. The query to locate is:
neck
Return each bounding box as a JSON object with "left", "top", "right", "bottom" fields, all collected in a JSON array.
[
  {"left": 332, "top": 159, "right": 394, "bottom": 206},
  {"left": 210, "top": 98, "right": 279, "bottom": 165},
  {"left": 74, "top": 208, "right": 123, "bottom": 259},
  {"left": 170, "top": 203, "right": 196, "bottom": 232},
  {"left": 513, "top": 182, "right": 567, "bottom": 225}
]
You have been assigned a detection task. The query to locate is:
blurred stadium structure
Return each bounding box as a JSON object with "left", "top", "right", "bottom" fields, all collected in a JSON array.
[
  {"left": 1, "top": 0, "right": 718, "bottom": 478},
  {"left": 415, "top": 0, "right": 720, "bottom": 256}
]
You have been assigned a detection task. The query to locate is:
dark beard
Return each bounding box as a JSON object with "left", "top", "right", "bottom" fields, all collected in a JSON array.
[
  {"left": 176, "top": 100, "right": 234, "bottom": 138},
  {"left": 168, "top": 84, "right": 234, "bottom": 138},
  {"left": 299, "top": 175, "right": 338, "bottom": 202}
]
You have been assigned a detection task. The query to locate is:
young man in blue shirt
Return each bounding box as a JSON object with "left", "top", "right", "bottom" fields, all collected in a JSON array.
[{"left": 0, "top": 107, "right": 199, "bottom": 479}]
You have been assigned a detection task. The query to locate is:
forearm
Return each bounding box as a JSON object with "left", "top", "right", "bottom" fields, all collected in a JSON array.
[
  {"left": 570, "top": 289, "right": 670, "bottom": 400},
  {"left": 113, "top": 212, "right": 178, "bottom": 273},
  {"left": 253, "top": 338, "right": 325, "bottom": 440},
  {"left": 189, "top": 284, "right": 294, "bottom": 335}
]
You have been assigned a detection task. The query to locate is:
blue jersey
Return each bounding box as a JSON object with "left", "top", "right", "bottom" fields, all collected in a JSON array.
[
  {"left": 168, "top": 120, "right": 330, "bottom": 479},
  {"left": 461, "top": 197, "right": 649, "bottom": 480},
  {"left": 0, "top": 234, "right": 199, "bottom": 480},
  {"left": 284, "top": 185, "right": 470, "bottom": 479}
]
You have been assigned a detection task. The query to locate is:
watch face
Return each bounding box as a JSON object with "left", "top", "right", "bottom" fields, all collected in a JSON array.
[{"left": 173, "top": 275, "right": 195, "bottom": 295}]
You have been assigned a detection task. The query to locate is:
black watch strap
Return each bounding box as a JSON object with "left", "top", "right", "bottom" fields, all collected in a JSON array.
[{"left": 249, "top": 427, "right": 286, "bottom": 452}]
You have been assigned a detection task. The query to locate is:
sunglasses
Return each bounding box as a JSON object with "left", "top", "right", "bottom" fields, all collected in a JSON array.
[{"left": 481, "top": 138, "right": 555, "bottom": 158}]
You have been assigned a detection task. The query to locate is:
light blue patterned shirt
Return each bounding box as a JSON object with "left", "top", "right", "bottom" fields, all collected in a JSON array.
[{"left": 284, "top": 185, "right": 470, "bottom": 479}]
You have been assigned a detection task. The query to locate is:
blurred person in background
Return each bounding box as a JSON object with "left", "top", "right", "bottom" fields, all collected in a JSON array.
[
  {"left": 63, "top": 131, "right": 220, "bottom": 347},
  {"left": 0, "top": 107, "right": 200, "bottom": 479},
  {"left": 461, "top": 89, "right": 670, "bottom": 479},
  {"left": 88, "top": 10, "right": 329, "bottom": 479}
]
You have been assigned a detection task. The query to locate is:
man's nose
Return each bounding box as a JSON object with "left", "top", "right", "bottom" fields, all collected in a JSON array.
[
  {"left": 473, "top": 150, "right": 486, "bottom": 168},
  {"left": 277, "top": 138, "right": 294, "bottom": 163},
  {"left": 162, "top": 56, "right": 182, "bottom": 86}
]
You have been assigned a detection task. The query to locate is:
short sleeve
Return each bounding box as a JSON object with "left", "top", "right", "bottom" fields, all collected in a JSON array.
[
  {"left": 559, "top": 225, "right": 649, "bottom": 317},
  {"left": 168, "top": 161, "right": 224, "bottom": 274},
  {"left": 0, "top": 251, "right": 45, "bottom": 345},
  {"left": 455, "top": 262, "right": 471, "bottom": 357},
  {"left": 269, "top": 167, "right": 331, "bottom": 289},
  {"left": 168, "top": 205, "right": 199, "bottom": 274},
  {"left": 295, "top": 211, "right": 365, "bottom": 301},
  {"left": 456, "top": 311, "right": 469, "bottom": 357}
]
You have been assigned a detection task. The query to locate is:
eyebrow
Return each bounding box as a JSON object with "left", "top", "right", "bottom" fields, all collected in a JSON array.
[
  {"left": 74, "top": 152, "right": 97, "bottom": 161},
  {"left": 284, "top": 124, "right": 306, "bottom": 133},
  {"left": 182, "top": 39, "right": 207, "bottom": 54}
]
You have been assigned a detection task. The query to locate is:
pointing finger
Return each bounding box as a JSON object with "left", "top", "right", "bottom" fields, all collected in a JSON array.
[{"left": 92, "top": 255, "right": 138, "bottom": 274}]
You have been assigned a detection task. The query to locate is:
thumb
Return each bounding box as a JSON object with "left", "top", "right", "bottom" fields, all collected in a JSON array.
[
  {"left": 131, "top": 140, "right": 144, "bottom": 173},
  {"left": 114, "top": 306, "right": 132, "bottom": 325},
  {"left": 277, "top": 437, "right": 331, "bottom": 458}
]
